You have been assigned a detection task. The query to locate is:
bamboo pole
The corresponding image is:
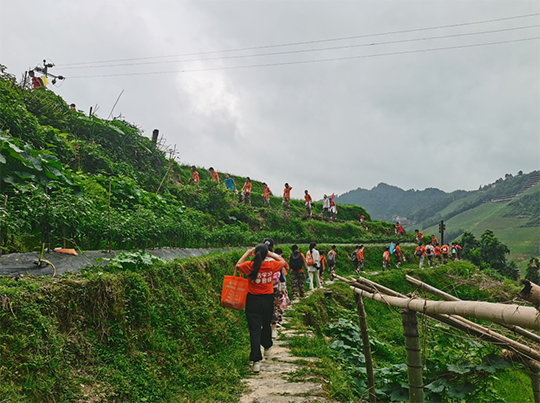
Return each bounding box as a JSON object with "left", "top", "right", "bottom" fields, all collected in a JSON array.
[
  {"left": 350, "top": 287, "right": 540, "bottom": 331},
  {"left": 336, "top": 275, "right": 540, "bottom": 362},
  {"left": 354, "top": 293, "right": 376, "bottom": 403},
  {"left": 401, "top": 309, "right": 424, "bottom": 403},
  {"left": 108, "top": 179, "right": 112, "bottom": 254},
  {"left": 406, "top": 275, "right": 540, "bottom": 345},
  {"left": 0, "top": 194, "right": 7, "bottom": 257}
]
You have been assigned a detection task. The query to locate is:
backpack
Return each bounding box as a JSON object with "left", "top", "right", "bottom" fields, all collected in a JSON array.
[
  {"left": 351, "top": 251, "right": 358, "bottom": 263},
  {"left": 415, "top": 248, "right": 423, "bottom": 257},
  {"left": 289, "top": 252, "right": 304, "bottom": 271},
  {"left": 327, "top": 251, "right": 336, "bottom": 265},
  {"left": 426, "top": 246, "right": 434, "bottom": 256},
  {"left": 306, "top": 251, "right": 315, "bottom": 266},
  {"left": 451, "top": 247, "right": 456, "bottom": 254}
]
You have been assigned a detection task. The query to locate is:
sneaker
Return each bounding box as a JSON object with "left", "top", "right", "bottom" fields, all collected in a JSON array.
[
  {"left": 272, "top": 329, "right": 278, "bottom": 338},
  {"left": 252, "top": 361, "right": 260, "bottom": 373},
  {"left": 355, "top": 269, "right": 360, "bottom": 275},
  {"left": 264, "top": 347, "right": 272, "bottom": 359}
]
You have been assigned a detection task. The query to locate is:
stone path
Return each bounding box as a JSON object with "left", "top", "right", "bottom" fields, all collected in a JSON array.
[{"left": 240, "top": 294, "right": 335, "bottom": 403}]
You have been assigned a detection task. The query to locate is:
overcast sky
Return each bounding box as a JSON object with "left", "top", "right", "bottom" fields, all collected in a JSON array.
[{"left": 1, "top": 0, "right": 539, "bottom": 200}]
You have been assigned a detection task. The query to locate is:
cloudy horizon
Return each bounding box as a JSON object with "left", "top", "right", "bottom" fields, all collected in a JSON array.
[{"left": 1, "top": 0, "right": 539, "bottom": 200}]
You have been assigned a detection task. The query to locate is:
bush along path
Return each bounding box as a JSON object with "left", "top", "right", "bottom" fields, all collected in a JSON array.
[{"left": 240, "top": 291, "right": 335, "bottom": 403}]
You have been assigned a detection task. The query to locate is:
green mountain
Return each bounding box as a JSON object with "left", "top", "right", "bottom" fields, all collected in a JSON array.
[
  {"left": 335, "top": 171, "right": 540, "bottom": 265},
  {"left": 334, "top": 183, "right": 470, "bottom": 222}
]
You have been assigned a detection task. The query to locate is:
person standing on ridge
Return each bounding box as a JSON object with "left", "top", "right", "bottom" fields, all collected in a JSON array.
[
  {"left": 434, "top": 243, "right": 442, "bottom": 266},
  {"left": 441, "top": 243, "right": 450, "bottom": 264},
  {"left": 359, "top": 214, "right": 368, "bottom": 231},
  {"left": 415, "top": 243, "right": 426, "bottom": 269},
  {"left": 415, "top": 229, "right": 423, "bottom": 244},
  {"left": 330, "top": 199, "right": 337, "bottom": 220},
  {"left": 306, "top": 242, "right": 321, "bottom": 289},
  {"left": 242, "top": 177, "right": 252, "bottom": 205},
  {"left": 425, "top": 242, "right": 435, "bottom": 267},
  {"left": 282, "top": 183, "right": 292, "bottom": 210},
  {"left": 319, "top": 250, "right": 327, "bottom": 287},
  {"left": 304, "top": 190, "right": 313, "bottom": 217},
  {"left": 188, "top": 166, "right": 201, "bottom": 192},
  {"left": 431, "top": 234, "right": 438, "bottom": 245},
  {"left": 322, "top": 194, "right": 330, "bottom": 219},
  {"left": 327, "top": 246, "right": 337, "bottom": 281},
  {"left": 263, "top": 183, "right": 272, "bottom": 207},
  {"left": 394, "top": 242, "right": 404, "bottom": 269},
  {"left": 224, "top": 174, "right": 236, "bottom": 192},
  {"left": 209, "top": 167, "right": 220, "bottom": 183},
  {"left": 382, "top": 247, "right": 391, "bottom": 271},
  {"left": 236, "top": 244, "right": 285, "bottom": 373}
]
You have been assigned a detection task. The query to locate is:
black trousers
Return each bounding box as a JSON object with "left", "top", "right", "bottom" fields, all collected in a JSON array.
[{"left": 245, "top": 293, "right": 274, "bottom": 362}]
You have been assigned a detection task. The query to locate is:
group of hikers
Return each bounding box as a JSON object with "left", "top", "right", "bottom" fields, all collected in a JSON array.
[
  {"left": 234, "top": 234, "right": 465, "bottom": 373},
  {"left": 188, "top": 166, "right": 339, "bottom": 218},
  {"left": 413, "top": 229, "right": 462, "bottom": 269},
  {"left": 235, "top": 239, "right": 337, "bottom": 373}
]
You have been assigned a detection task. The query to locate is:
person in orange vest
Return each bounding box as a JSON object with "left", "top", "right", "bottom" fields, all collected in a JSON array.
[
  {"left": 415, "top": 229, "right": 423, "bottom": 244},
  {"left": 431, "top": 234, "right": 438, "bottom": 245},
  {"left": 29, "top": 70, "right": 44, "bottom": 88},
  {"left": 282, "top": 183, "right": 292, "bottom": 210},
  {"left": 359, "top": 214, "right": 368, "bottom": 231},
  {"left": 354, "top": 245, "right": 365, "bottom": 275},
  {"left": 441, "top": 243, "right": 450, "bottom": 264},
  {"left": 319, "top": 250, "right": 327, "bottom": 287},
  {"left": 209, "top": 167, "right": 220, "bottom": 183},
  {"left": 415, "top": 243, "right": 426, "bottom": 269},
  {"left": 455, "top": 243, "right": 462, "bottom": 261},
  {"left": 382, "top": 247, "right": 391, "bottom": 271},
  {"left": 188, "top": 166, "right": 201, "bottom": 192},
  {"left": 434, "top": 243, "right": 442, "bottom": 266},
  {"left": 394, "top": 242, "right": 404, "bottom": 269},
  {"left": 242, "top": 177, "right": 252, "bottom": 205},
  {"left": 263, "top": 183, "right": 272, "bottom": 207},
  {"left": 304, "top": 190, "right": 313, "bottom": 217},
  {"left": 451, "top": 242, "right": 458, "bottom": 261}
]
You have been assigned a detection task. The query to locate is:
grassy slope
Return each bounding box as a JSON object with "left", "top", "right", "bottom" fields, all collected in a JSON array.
[{"left": 422, "top": 184, "right": 540, "bottom": 265}]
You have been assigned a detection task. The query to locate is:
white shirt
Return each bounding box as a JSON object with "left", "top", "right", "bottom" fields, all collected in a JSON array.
[{"left": 323, "top": 198, "right": 330, "bottom": 208}]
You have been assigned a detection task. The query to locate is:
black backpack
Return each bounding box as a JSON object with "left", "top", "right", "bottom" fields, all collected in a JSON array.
[
  {"left": 289, "top": 252, "right": 304, "bottom": 271},
  {"left": 415, "top": 248, "right": 423, "bottom": 257},
  {"left": 351, "top": 251, "right": 358, "bottom": 263}
]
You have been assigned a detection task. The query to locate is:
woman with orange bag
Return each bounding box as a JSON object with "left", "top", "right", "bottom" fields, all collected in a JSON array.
[{"left": 236, "top": 244, "right": 285, "bottom": 373}]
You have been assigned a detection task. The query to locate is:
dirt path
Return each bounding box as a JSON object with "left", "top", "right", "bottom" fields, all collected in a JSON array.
[{"left": 240, "top": 294, "right": 335, "bottom": 403}]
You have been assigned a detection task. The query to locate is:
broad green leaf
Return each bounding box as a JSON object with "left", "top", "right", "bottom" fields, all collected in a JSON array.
[
  {"left": 476, "top": 354, "right": 510, "bottom": 373},
  {"left": 425, "top": 378, "right": 448, "bottom": 393},
  {"left": 447, "top": 382, "right": 477, "bottom": 399}
]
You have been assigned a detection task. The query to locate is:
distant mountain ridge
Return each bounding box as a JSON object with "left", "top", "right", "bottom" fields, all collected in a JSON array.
[
  {"left": 335, "top": 170, "right": 540, "bottom": 226},
  {"left": 334, "top": 183, "right": 471, "bottom": 222}
]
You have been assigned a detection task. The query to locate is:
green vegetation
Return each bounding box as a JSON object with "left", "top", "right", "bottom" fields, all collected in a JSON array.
[
  {"left": 285, "top": 261, "right": 533, "bottom": 403},
  {"left": 0, "top": 65, "right": 406, "bottom": 254},
  {"left": 0, "top": 251, "right": 250, "bottom": 402}
]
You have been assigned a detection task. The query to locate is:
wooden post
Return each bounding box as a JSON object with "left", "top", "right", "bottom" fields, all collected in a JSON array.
[
  {"left": 354, "top": 293, "right": 376, "bottom": 403},
  {"left": 108, "top": 179, "right": 112, "bottom": 254},
  {"left": 0, "top": 195, "right": 7, "bottom": 257},
  {"left": 529, "top": 370, "right": 540, "bottom": 403},
  {"left": 401, "top": 309, "right": 424, "bottom": 403}
]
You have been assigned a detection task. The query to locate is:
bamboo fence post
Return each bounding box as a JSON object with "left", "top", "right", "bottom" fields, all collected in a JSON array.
[
  {"left": 338, "top": 275, "right": 540, "bottom": 362},
  {"left": 354, "top": 293, "right": 376, "bottom": 403},
  {"left": 108, "top": 178, "right": 112, "bottom": 254},
  {"left": 0, "top": 194, "right": 7, "bottom": 257},
  {"left": 406, "top": 275, "right": 540, "bottom": 345},
  {"left": 401, "top": 309, "right": 424, "bottom": 403}
]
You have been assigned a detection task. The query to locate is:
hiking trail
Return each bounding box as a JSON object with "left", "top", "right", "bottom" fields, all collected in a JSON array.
[{"left": 240, "top": 291, "right": 336, "bottom": 403}]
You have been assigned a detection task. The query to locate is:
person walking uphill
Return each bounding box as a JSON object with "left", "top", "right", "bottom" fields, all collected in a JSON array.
[
  {"left": 236, "top": 244, "right": 286, "bottom": 373},
  {"left": 282, "top": 183, "right": 292, "bottom": 210},
  {"left": 288, "top": 245, "right": 307, "bottom": 299},
  {"left": 306, "top": 242, "right": 321, "bottom": 289}
]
